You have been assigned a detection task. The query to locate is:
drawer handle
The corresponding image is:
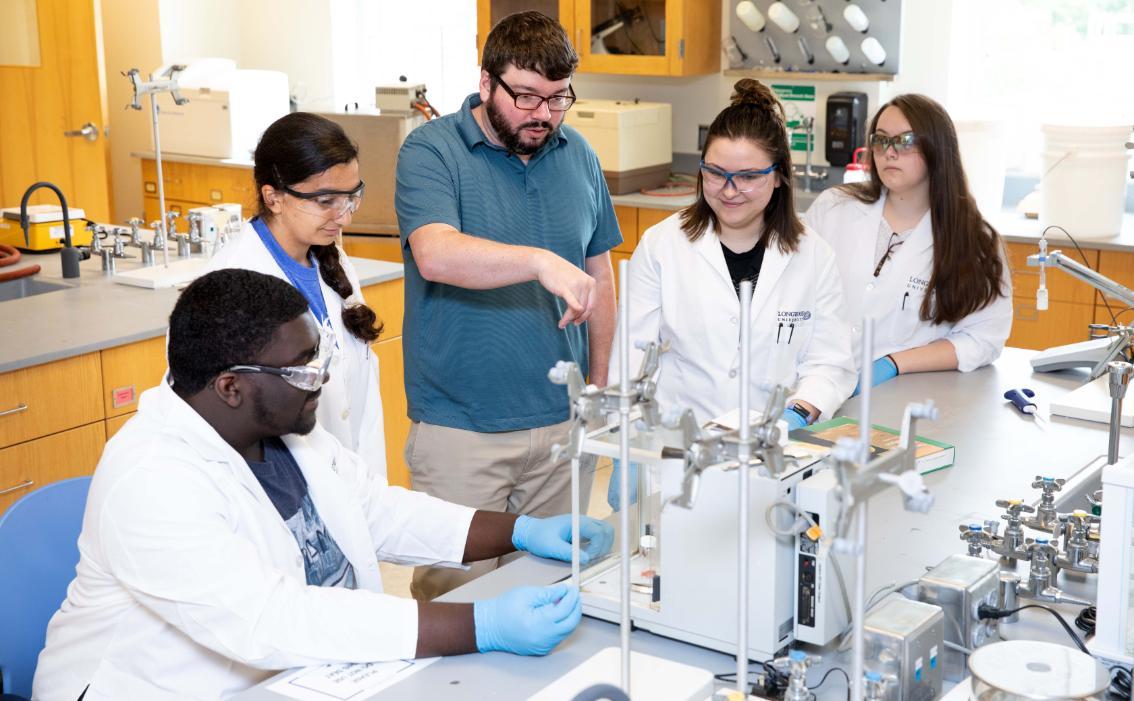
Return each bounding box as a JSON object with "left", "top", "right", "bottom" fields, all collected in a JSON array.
[
  {"left": 0, "top": 479, "right": 34, "bottom": 496},
  {"left": 0, "top": 403, "right": 29, "bottom": 418}
]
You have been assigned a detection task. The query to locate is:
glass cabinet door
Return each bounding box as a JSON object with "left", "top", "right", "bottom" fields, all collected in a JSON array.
[{"left": 577, "top": 0, "right": 672, "bottom": 75}]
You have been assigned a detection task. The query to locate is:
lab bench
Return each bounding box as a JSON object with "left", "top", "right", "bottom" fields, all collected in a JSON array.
[
  {"left": 238, "top": 347, "right": 1126, "bottom": 700},
  {"left": 0, "top": 249, "right": 407, "bottom": 515}
]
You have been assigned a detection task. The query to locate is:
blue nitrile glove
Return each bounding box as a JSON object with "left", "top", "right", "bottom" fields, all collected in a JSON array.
[
  {"left": 512, "top": 514, "right": 615, "bottom": 565},
  {"left": 606, "top": 458, "right": 639, "bottom": 512},
  {"left": 780, "top": 407, "right": 809, "bottom": 431},
  {"left": 473, "top": 583, "right": 582, "bottom": 655},
  {"left": 851, "top": 355, "right": 899, "bottom": 397}
]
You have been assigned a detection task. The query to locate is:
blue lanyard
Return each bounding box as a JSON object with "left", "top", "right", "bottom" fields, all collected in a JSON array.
[{"left": 250, "top": 217, "right": 330, "bottom": 325}]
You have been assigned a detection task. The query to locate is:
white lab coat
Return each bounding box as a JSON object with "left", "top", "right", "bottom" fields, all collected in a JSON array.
[
  {"left": 33, "top": 381, "right": 474, "bottom": 701},
  {"left": 804, "top": 188, "right": 1012, "bottom": 372},
  {"left": 207, "top": 221, "right": 387, "bottom": 481},
  {"left": 617, "top": 212, "right": 857, "bottom": 425}
]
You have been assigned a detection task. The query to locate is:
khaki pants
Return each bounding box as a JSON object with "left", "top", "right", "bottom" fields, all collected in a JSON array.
[{"left": 406, "top": 419, "right": 596, "bottom": 600}]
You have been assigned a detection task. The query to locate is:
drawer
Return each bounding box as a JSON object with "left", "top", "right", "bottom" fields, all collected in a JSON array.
[
  {"left": 0, "top": 422, "right": 105, "bottom": 517},
  {"left": 636, "top": 207, "right": 673, "bottom": 239},
  {"left": 1096, "top": 249, "right": 1134, "bottom": 292},
  {"left": 1007, "top": 298, "right": 1096, "bottom": 351},
  {"left": 343, "top": 235, "right": 404, "bottom": 264},
  {"left": 105, "top": 412, "right": 134, "bottom": 440},
  {"left": 613, "top": 206, "right": 638, "bottom": 253},
  {"left": 361, "top": 278, "right": 405, "bottom": 340},
  {"left": 198, "top": 164, "right": 257, "bottom": 211},
  {"left": 1006, "top": 242, "right": 1099, "bottom": 305},
  {"left": 0, "top": 354, "right": 104, "bottom": 449},
  {"left": 141, "top": 159, "right": 206, "bottom": 202},
  {"left": 101, "top": 336, "right": 168, "bottom": 418},
  {"left": 375, "top": 337, "right": 410, "bottom": 489}
]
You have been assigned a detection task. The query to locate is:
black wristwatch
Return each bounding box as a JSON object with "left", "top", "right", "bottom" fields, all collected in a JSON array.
[{"left": 787, "top": 403, "right": 811, "bottom": 424}]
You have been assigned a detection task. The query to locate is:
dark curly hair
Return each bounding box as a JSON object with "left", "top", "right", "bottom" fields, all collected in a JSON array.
[
  {"left": 169, "top": 269, "right": 310, "bottom": 397},
  {"left": 482, "top": 11, "right": 578, "bottom": 81},
  {"left": 254, "top": 112, "right": 383, "bottom": 342}
]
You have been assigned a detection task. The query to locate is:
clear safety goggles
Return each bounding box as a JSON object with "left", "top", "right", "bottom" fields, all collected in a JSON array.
[
  {"left": 282, "top": 180, "right": 365, "bottom": 219},
  {"left": 226, "top": 322, "right": 337, "bottom": 392},
  {"left": 699, "top": 161, "right": 779, "bottom": 193},
  {"left": 868, "top": 131, "right": 918, "bottom": 155}
]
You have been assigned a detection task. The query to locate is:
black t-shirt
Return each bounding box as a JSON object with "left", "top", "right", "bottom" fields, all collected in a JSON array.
[{"left": 721, "top": 239, "right": 767, "bottom": 297}]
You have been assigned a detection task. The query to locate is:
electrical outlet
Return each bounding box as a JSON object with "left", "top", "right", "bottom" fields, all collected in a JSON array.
[{"left": 697, "top": 124, "right": 709, "bottom": 151}]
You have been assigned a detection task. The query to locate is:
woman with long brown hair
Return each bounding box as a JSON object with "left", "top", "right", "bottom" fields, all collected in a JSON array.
[{"left": 805, "top": 94, "right": 1011, "bottom": 392}]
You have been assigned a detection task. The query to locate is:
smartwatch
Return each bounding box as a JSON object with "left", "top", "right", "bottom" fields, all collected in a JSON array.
[{"left": 787, "top": 403, "right": 811, "bottom": 425}]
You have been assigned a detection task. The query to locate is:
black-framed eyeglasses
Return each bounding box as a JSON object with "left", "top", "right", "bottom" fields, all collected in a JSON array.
[
  {"left": 874, "top": 232, "right": 905, "bottom": 277},
  {"left": 281, "top": 181, "right": 366, "bottom": 218},
  {"left": 492, "top": 74, "right": 577, "bottom": 112}
]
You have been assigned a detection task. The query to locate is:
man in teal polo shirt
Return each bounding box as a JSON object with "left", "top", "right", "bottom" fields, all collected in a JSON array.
[{"left": 394, "top": 10, "right": 621, "bottom": 599}]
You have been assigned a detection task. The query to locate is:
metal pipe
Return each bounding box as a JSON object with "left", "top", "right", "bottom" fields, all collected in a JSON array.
[
  {"left": 737, "top": 279, "right": 753, "bottom": 692},
  {"left": 150, "top": 89, "right": 170, "bottom": 268},
  {"left": 1028, "top": 251, "right": 1134, "bottom": 308},
  {"left": 1107, "top": 361, "right": 1132, "bottom": 464},
  {"left": 571, "top": 455, "right": 581, "bottom": 587},
  {"left": 851, "top": 318, "right": 877, "bottom": 701},
  {"left": 617, "top": 258, "right": 632, "bottom": 693}
]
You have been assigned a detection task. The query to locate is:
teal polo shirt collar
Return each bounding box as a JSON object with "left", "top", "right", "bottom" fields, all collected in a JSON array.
[{"left": 454, "top": 93, "right": 568, "bottom": 162}]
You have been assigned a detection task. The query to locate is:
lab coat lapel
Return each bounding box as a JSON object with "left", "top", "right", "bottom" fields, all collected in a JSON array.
[
  {"left": 749, "top": 238, "right": 792, "bottom": 322},
  {"left": 283, "top": 432, "right": 383, "bottom": 591},
  {"left": 693, "top": 225, "right": 738, "bottom": 300}
]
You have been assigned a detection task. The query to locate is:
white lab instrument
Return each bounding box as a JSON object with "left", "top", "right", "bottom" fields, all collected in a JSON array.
[
  {"left": 564, "top": 100, "right": 672, "bottom": 195},
  {"left": 154, "top": 59, "right": 289, "bottom": 160},
  {"left": 374, "top": 83, "right": 427, "bottom": 115},
  {"left": 969, "top": 641, "right": 1110, "bottom": 701},
  {"left": 793, "top": 469, "right": 852, "bottom": 645},
  {"left": 1092, "top": 455, "right": 1134, "bottom": 667}
]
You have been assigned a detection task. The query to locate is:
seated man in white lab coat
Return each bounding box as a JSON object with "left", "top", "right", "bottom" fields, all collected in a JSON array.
[{"left": 33, "top": 269, "right": 614, "bottom": 701}]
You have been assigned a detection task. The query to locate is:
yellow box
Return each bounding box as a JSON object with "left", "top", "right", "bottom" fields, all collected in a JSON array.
[{"left": 0, "top": 206, "right": 91, "bottom": 251}]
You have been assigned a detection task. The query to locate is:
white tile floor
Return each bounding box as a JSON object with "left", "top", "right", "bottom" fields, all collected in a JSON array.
[{"left": 379, "top": 459, "right": 615, "bottom": 598}]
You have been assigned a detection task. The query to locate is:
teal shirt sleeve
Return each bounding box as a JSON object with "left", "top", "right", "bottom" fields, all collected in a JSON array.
[
  {"left": 585, "top": 149, "right": 623, "bottom": 258},
  {"left": 395, "top": 129, "right": 461, "bottom": 246}
]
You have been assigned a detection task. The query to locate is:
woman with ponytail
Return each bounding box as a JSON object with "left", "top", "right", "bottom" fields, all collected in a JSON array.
[
  {"left": 804, "top": 94, "right": 1011, "bottom": 392},
  {"left": 617, "top": 78, "right": 856, "bottom": 438},
  {"left": 208, "top": 112, "right": 388, "bottom": 479}
]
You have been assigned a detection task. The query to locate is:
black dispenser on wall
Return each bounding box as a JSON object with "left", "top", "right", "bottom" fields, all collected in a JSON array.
[{"left": 826, "top": 92, "right": 868, "bottom": 167}]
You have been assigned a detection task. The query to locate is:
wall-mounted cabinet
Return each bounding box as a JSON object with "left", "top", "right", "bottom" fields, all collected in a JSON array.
[{"left": 476, "top": 0, "right": 720, "bottom": 77}]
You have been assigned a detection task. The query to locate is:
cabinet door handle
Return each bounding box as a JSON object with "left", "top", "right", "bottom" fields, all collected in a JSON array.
[
  {"left": 0, "top": 403, "right": 29, "bottom": 418},
  {"left": 0, "top": 479, "right": 34, "bottom": 496}
]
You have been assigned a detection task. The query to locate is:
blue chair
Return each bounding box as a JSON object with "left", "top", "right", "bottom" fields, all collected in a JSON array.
[{"left": 0, "top": 477, "right": 91, "bottom": 700}]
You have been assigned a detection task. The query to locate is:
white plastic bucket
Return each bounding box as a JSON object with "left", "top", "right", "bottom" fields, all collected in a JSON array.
[
  {"left": 956, "top": 120, "right": 1007, "bottom": 219},
  {"left": 1040, "top": 124, "right": 1131, "bottom": 239}
]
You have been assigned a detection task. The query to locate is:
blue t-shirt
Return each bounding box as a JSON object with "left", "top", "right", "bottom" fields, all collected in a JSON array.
[
  {"left": 251, "top": 217, "right": 330, "bottom": 325},
  {"left": 394, "top": 93, "right": 623, "bottom": 432},
  {"left": 247, "top": 437, "right": 356, "bottom": 589}
]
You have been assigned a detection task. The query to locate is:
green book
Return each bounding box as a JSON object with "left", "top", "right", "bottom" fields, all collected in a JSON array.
[{"left": 789, "top": 416, "right": 956, "bottom": 475}]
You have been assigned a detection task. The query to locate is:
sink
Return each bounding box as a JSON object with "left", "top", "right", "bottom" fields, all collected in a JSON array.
[{"left": 0, "top": 277, "right": 73, "bottom": 302}]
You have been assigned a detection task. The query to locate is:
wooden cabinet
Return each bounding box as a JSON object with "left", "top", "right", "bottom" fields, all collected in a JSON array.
[
  {"left": 361, "top": 278, "right": 411, "bottom": 489},
  {"left": 342, "top": 235, "right": 404, "bottom": 266},
  {"left": 0, "top": 423, "right": 105, "bottom": 517},
  {"left": 613, "top": 205, "right": 637, "bottom": 253},
  {"left": 105, "top": 413, "right": 134, "bottom": 441},
  {"left": 100, "top": 336, "right": 167, "bottom": 418},
  {"left": 636, "top": 207, "right": 671, "bottom": 238},
  {"left": 0, "top": 354, "right": 104, "bottom": 449},
  {"left": 140, "top": 158, "right": 256, "bottom": 223},
  {"left": 476, "top": 0, "right": 720, "bottom": 77}
]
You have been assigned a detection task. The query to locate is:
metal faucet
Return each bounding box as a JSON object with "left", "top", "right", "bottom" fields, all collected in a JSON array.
[
  {"left": 1023, "top": 477, "right": 1064, "bottom": 533},
  {"left": 985, "top": 499, "right": 1033, "bottom": 563},
  {"left": 791, "top": 117, "right": 828, "bottom": 193},
  {"left": 777, "top": 651, "right": 816, "bottom": 701},
  {"left": 1015, "top": 538, "right": 1091, "bottom": 607},
  {"left": 1053, "top": 511, "right": 1099, "bottom": 574},
  {"left": 959, "top": 523, "right": 989, "bottom": 557},
  {"left": 165, "top": 211, "right": 181, "bottom": 240},
  {"left": 19, "top": 181, "right": 84, "bottom": 278}
]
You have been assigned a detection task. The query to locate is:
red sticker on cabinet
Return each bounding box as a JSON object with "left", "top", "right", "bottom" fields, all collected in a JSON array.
[{"left": 111, "top": 386, "right": 136, "bottom": 409}]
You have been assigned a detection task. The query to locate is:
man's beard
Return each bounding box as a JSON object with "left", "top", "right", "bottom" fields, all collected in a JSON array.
[
  {"left": 252, "top": 386, "right": 318, "bottom": 437},
  {"left": 485, "top": 92, "right": 558, "bottom": 156}
]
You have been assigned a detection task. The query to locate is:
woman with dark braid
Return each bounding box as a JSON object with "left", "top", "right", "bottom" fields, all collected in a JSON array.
[{"left": 208, "top": 112, "right": 388, "bottom": 480}]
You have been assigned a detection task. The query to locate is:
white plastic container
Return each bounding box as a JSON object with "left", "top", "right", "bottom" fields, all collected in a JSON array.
[
  {"left": 1040, "top": 123, "right": 1132, "bottom": 239},
  {"left": 955, "top": 120, "right": 1007, "bottom": 220}
]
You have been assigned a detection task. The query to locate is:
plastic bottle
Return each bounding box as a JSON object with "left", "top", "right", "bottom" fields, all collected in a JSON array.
[{"left": 843, "top": 147, "right": 870, "bottom": 184}]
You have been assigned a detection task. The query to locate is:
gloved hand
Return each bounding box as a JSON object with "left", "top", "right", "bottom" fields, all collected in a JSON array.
[
  {"left": 512, "top": 513, "right": 615, "bottom": 565},
  {"left": 851, "top": 355, "right": 899, "bottom": 397},
  {"left": 780, "top": 407, "right": 809, "bottom": 431},
  {"left": 474, "top": 583, "right": 581, "bottom": 655},
  {"left": 606, "top": 458, "right": 639, "bottom": 512}
]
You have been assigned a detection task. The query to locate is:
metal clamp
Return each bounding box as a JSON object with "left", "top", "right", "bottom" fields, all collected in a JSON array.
[
  {"left": 0, "top": 403, "right": 29, "bottom": 418},
  {"left": 0, "top": 479, "right": 34, "bottom": 496}
]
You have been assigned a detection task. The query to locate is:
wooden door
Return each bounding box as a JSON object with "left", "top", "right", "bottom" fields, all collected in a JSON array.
[{"left": 0, "top": 0, "right": 110, "bottom": 222}]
